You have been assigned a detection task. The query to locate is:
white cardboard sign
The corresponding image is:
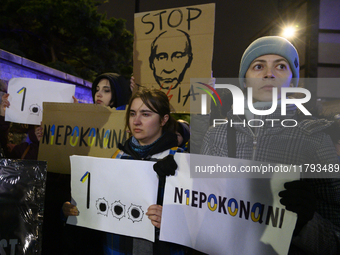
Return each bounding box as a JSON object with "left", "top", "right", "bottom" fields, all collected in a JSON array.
[
  {"left": 67, "top": 155, "right": 159, "bottom": 242},
  {"left": 6, "top": 78, "right": 75, "bottom": 125},
  {"left": 160, "top": 153, "right": 299, "bottom": 255}
]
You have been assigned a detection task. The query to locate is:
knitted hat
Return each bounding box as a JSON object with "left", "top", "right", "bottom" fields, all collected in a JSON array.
[
  {"left": 239, "top": 36, "right": 299, "bottom": 89},
  {"left": 91, "top": 73, "right": 131, "bottom": 108}
]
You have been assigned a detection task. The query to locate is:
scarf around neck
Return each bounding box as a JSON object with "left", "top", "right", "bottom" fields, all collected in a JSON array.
[{"left": 129, "top": 135, "right": 162, "bottom": 158}]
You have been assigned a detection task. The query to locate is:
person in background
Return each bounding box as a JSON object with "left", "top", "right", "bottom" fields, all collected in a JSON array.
[
  {"left": 2, "top": 73, "right": 131, "bottom": 154},
  {"left": 91, "top": 73, "right": 131, "bottom": 110},
  {"left": 176, "top": 119, "right": 190, "bottom": 152},
  {"left": 61, "top": 73, "right": 134, "bottom": 255},
  {"left": 1, "top": 73, "right": 133, "bottom": 254},
  {"left": 9, "top": 125, "right": 42, "bottom": 159},
  {"left": 63, "top": 72, "right": 133, "bottom": 212},
  {"left": 0, "top": 90, "right": 70, "bottom": 255},
  {"left": 0, "top": 93, "right": 43, "bottom": 159}
]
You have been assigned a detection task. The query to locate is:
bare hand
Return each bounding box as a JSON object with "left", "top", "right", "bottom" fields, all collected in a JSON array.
[
  {"left": 34, "top": 126, "right": 43, "bottom": 142},
  {"left": 62, "top": 201, "right": 79, "bottom": 217},
  {"left": 1, "top": 93, "right": 10, "bottom": 117},
  {"left": 146, "top": 204, "right": 162, "bottom": 228},
  {"left": 72, "top": 96, "right": 78, "bottom": 103}
]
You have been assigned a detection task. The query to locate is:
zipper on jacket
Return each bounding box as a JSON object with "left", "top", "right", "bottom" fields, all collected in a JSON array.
[
  {"left": 235, "top": 115, "right": 258, "bottom": 160},
  {"left": 250, "top": 124, "right": 260, "bottom": 160},
  {"left": 252, "top": 135, "right": 257, "bottom": 160}
]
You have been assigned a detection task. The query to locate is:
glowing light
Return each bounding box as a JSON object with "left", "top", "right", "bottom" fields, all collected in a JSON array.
[{"left": 282, "top": 26, "right": 296, "bottom": 38}]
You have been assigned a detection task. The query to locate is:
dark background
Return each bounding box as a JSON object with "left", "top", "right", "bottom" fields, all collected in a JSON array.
[{"left": 98, "top": 0, "right": 287, "bottom": 78}]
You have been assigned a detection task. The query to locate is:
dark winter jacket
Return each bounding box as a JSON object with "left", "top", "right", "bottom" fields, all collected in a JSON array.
[
  {"left": 201, "top": 107, "right": 340, "bottom": 255},
  {"left": 106, "top": 132, "right": 187, "bottom": 255}
]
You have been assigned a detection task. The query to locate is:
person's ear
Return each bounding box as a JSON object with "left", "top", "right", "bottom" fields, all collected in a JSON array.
[{"left": 161, "top": 114, "right": 169, "bottom": 126}]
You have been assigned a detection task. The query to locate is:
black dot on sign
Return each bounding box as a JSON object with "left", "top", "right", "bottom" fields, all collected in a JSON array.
[
  {"left": 114, "top": 205, "right": 123, "bottom": 215},
  {"left": 131, "top": 208, "right": 140, "bottom": 218},
  {"left": 32, "top": 107, "right": 38, "bottom": 113},
  {"left": 99, "top": 203, "right": 106, "bottom": 212}
]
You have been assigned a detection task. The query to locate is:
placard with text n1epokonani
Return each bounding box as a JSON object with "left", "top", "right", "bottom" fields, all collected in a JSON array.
[
  {"left": 160, "top": 153, "right": 299, "bottom": 255},
  {"left": 38, "top": 103, "right": 127, "bottom": 174},
  {"left": 6, "top": 78, "right": 75, "bottom": 125},
  {"left": 134, "top": 3, "right": 215, "bottom": 113}
]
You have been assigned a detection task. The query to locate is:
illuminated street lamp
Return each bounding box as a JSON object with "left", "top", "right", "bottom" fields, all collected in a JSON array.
[{"left": 281, "top": 26, "right": 297, "bottom": 39}]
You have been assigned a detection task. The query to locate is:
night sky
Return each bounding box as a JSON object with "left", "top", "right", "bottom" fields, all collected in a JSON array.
[{"left": 98, "top": 0, "right": 288, "bottom": 78}]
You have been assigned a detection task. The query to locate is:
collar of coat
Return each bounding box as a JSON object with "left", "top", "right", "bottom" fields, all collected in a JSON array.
[{"left": 118, "top": 131, "right": 178, "bottom": 160}]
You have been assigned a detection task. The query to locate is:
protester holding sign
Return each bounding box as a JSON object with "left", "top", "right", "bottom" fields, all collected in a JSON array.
[
  {"left": 0, "top": 93, "right": 43, "bottom": 159},
  {"left": 64, "top": 88, "right": 186, "bottom": 254},
  {"left": 1, "top": 74, "right": 132, "bottom": 254},
  {"left": 0, "top": 85, "right": 75, "bottom": 254},
  {"left": 201, "top": 36, "right": 340, "bottom": 254},
  {"left": 91, "top": 73, "right": 131, "bottom": 109},
  {"left": 111, "top": 88, "right": 189, "bottom": 254},
  {"left": 61, "top": 73, "right": 133, "bottom": 254},
  {"left": 63, "top": 72, "right": 132, "bottom": 210}
]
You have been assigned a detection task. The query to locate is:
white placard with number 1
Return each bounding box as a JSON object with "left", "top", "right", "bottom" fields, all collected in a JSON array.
[{"left": 5, "top": 78, "right": 75, "bottom": 125}]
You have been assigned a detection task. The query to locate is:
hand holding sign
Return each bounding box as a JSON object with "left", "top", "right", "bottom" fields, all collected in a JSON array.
[
  {"left": 146, "top": 204, "right": 163, "bottom": 228},
  {"left": 279, "top": 180, "right": 317, "bottom": 235},
  {"left": 160, "top": 154, "right": 299, "bottom": 255},
  {"left": 6, "top": 78, "right": 75, "bottom": 125},
  {"left": 1, "top": 93, "right": 10, "bottom": 117},
  {"left": 68, "top": 156, "right": 158, "bottom": 242},
  {"left": 62, "top": 201, "right": 79, "bottom": 217}
]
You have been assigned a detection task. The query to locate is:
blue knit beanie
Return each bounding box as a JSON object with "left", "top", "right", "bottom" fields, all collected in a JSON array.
[{"left": 239, "top": 36, "right": 299, "bottom": 89}]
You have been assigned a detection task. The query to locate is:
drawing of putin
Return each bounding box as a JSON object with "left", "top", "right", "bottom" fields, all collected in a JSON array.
[{"left": 149, "top": 29, "right": 193, "bottom": 90}]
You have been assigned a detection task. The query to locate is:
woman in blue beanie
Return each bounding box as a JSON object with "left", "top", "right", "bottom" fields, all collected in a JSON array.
[{"left": 201, "top": 36, "right": 340, "bottom": 254}]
